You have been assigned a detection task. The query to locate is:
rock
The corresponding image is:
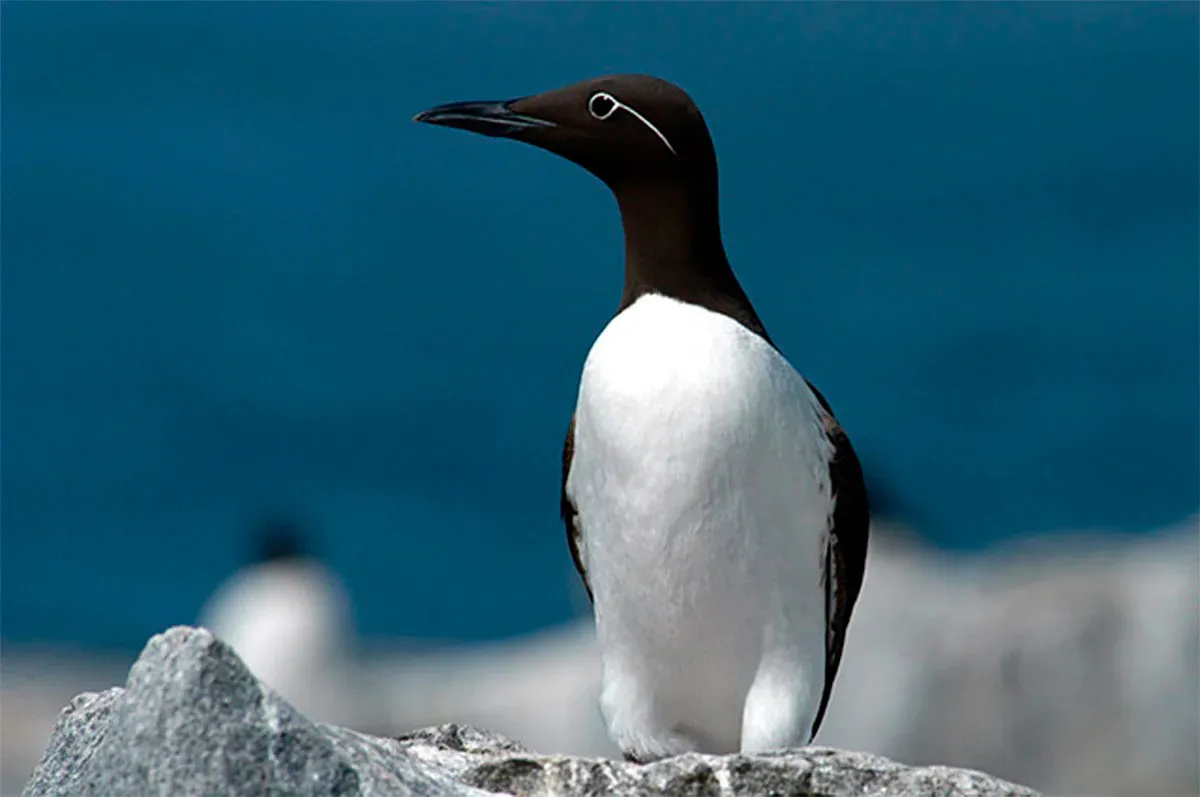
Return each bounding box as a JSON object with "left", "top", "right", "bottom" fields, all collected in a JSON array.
[
  {"left": 877, "top": 525, "right": 1200, "bottom": 797},
  {"left": 22, "top": 626, "right": 1040, "bottom": 797},
  {"left": 22, "top": 626, "right": 491, "bottom": 797},
  {"left": 395, "top": 725, "right": 1042, "bottom": 797}
]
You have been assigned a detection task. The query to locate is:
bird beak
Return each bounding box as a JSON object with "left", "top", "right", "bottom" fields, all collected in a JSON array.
[{"left": 413, "top": 99, "right": 556, "bottom": 139}]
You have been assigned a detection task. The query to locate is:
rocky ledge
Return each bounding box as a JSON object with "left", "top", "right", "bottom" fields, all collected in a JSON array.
[{"left": 23, "top": 627, "right": 1040, "bottom": 797}]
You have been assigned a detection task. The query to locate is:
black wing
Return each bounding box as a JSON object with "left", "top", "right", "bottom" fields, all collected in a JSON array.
[
  {"left": 805, "top": 383, "right": 870, "bottom": 742},
  {"left": 561, "top": 414, "right": 593, "bottom": 602}
]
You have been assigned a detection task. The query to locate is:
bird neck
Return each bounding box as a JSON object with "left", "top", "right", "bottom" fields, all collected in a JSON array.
[{"left": 613, "top": 177, "right": 771, "bottom": 341}]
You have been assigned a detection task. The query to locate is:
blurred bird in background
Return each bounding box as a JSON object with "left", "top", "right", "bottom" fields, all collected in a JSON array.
[{"left": 197, "top": 516, "right": 358, "bottom": 728}]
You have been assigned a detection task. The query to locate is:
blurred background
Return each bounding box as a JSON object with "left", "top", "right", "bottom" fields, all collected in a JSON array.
[{"left": 2, "top": 3, "right": 1197, "bottom": 795}]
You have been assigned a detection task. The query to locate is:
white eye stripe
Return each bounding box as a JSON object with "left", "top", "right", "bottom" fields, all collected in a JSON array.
[
  {"left": 587, "top": 91, "right": 677, "bottom": 156},
  {"left": 588, "top": 92, "right": 618, "bottom": 120}
]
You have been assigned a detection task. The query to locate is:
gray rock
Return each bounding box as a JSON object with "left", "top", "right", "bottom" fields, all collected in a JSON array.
[
  {"left": 21, "top": 627, "right": 490, "bottom": 797},
  {"left": 395, "top": 725, "right": 1043, "bottom": 797},
  {"left": 22, "top": 626, "right": 1039, "bottom": 797}
]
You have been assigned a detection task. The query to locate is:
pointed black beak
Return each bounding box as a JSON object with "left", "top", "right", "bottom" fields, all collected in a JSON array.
[{"left": 413, "top": 99, "right": 556, "bottom": 139}]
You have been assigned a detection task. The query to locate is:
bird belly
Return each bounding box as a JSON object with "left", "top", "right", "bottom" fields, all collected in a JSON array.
[{"left": 566, "top": 294, "right": 834, "bottom": 754}]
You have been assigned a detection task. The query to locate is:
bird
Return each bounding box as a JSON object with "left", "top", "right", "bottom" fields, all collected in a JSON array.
[
  {"left": 414, "top": 74, "right": 869, "bottom": 763},
  {"left": 198, "top": 516, "right": 356, "bottom": 726}
]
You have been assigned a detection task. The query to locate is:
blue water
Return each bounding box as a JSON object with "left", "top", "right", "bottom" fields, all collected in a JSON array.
[{"left": 3, "top": 3, "right": 1197, "bottom": 651}]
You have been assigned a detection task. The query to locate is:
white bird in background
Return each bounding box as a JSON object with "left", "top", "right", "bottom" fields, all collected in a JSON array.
[{"left": 198, "top": 518, "right": 356, "bottom": 727}]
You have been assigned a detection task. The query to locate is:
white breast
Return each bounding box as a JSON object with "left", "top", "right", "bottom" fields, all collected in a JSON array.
[{"left": 566, "top": 292, "right": 836, "bottom": 756}]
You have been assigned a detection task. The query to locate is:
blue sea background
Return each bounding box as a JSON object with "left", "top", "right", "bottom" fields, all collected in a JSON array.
[{"left": 3, "top": 2, "right": 1197, "bottom": 653}]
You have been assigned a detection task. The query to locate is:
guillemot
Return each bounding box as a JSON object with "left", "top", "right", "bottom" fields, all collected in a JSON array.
[
  {"left": 198, "top": 517, "right": 355, "bottom": 726},
  {"left": 415, "top": 74, "right": 869, "bottom": 762}
]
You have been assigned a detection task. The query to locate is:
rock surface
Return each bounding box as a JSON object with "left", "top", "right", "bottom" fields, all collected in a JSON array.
[{"left": 23, "top": 626, "right": 1040, "bottom": 797}]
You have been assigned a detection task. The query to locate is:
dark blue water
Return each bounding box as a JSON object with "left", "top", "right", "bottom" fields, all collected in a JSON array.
[{"left": 3, "top": 3, "right": 1197, "bottom": 651}]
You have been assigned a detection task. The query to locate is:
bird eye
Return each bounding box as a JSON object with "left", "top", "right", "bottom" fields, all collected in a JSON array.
[{"left": 588, "top": 92, "right": 618, "bottom": 120}]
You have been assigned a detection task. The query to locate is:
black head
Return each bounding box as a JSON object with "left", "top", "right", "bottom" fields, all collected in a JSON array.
[
  {"left": 414, "top": 74, "right": 717, "bottom": 190},
  {"left": 415, "top": 74, "right": 771, "bottom": 343},
  {"left": 251, "top": 515, "right": 308, "bottom": 565}
]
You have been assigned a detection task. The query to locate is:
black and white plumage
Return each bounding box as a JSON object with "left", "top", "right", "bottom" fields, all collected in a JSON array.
[{"left": 416, "top": 73, "right": 869, "bottom": 762}]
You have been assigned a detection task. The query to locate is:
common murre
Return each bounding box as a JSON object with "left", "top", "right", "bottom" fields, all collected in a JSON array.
[
  {"left": 415, "top": 74, "right": 869, "bottom": 762},
  {"left": 198, "top": 517, "right": 355, "bottom": 726}
]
